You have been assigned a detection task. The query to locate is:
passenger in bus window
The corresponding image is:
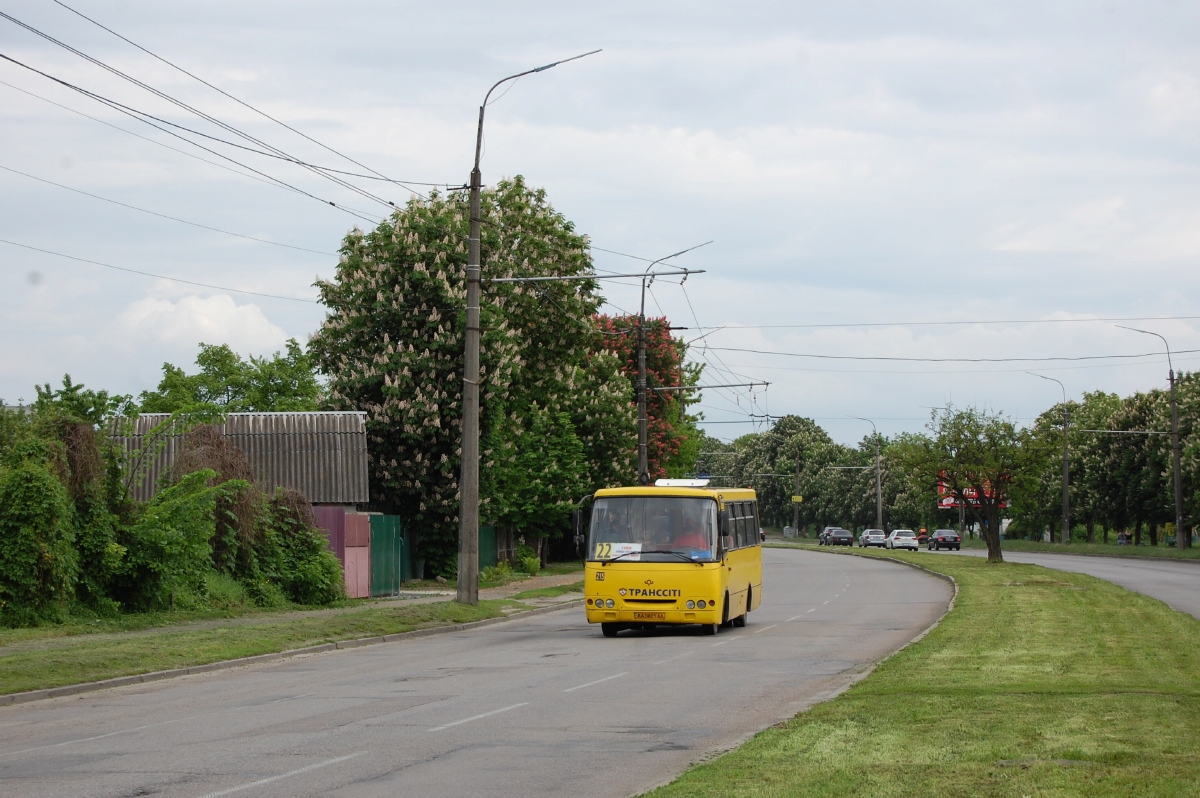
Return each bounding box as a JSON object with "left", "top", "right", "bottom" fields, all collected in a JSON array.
[
  {"left": 675, "top": 508, "right": 710, "bottom": 552},
  {"left": 595, "top": 508, "right": 632, "bottom": 543}
]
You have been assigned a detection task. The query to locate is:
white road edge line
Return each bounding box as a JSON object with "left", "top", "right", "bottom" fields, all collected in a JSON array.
[
  {"left": 428, "top": 703, "right": 529, "bottom": 731},
  {"left": 193, "top": 752, "right": 365, "bottom": 798},
  {"left": 753, "top": 625, "right": 777, "bottom": 633},
  {"left": 564, "top": 673, "right": 628, "bottom": 693}
]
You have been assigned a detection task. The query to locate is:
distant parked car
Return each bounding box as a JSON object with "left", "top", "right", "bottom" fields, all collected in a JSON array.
[
  {"left": 885, "top": 529, "right": 919, "bottom": 551},
  {"left": 826, "top": 528, "right": 854, "bottom": 546},
  {"left": 819, "top": 526, "right": 839, "bottom": 545},
  {"left": 858, "top": 529, "right": 886, "bottom": 548},
  {"left": 928, "top": 529, "right": 961, "bottom": 551}
]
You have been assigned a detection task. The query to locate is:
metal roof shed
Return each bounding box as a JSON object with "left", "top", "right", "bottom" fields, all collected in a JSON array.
[{"left": 113, "top": 411, "right": 369, "bottom": 505}]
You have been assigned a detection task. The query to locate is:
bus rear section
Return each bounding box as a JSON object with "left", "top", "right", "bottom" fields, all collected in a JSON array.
[{"left": 583, "top": 482, "right": 762, "bottom": 637}]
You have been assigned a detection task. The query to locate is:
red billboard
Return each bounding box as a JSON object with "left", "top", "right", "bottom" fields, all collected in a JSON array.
[{"left": 937, "top": 472, "right": 1008, "bottom": 509}]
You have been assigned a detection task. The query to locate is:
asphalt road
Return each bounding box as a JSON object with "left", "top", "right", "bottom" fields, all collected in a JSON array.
[
  {"left": 0, "top": 549, "right": 949, "bottom": 798},
  {"left": 946, "top": 547, "right": 1200, "bottom": 620}
]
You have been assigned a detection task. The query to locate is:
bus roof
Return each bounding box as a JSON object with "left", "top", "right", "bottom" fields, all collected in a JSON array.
[{"left": 595, "top": 485, "right": 757, "bottom": 501}]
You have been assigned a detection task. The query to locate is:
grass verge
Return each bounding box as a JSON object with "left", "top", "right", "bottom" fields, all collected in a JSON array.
[
  {"left": 962, "top": 538, "right": 1200, "bottom": 560},
  {"left": 0, "top": 599, "right": 527, "bottom": 696},
  {"left": 510, "top": 580, "right": 584, "bottom": 600},
  {"left": 646, "top": 549, "right": 1200, "bottom": 797}
]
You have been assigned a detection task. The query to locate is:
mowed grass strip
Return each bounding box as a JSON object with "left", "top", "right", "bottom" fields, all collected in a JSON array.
[
  {"left": 960, "top": 538, "right": 1200, "bottom": 560},
  {"left": 0, "top": 599, "right": 525, "bottom": 696},
  {"left": 646, "top": 551, "right": 1200, "bottom": 798}
]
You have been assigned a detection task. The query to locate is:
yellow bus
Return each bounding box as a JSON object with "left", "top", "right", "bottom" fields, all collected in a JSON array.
[{"left": 579, "top": 479, "right": 763, "bottom": 637}]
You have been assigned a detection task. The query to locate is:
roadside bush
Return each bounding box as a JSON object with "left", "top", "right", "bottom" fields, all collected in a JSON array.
[
  {"left": 110, "top": 470, "right": 225, "bottom": 611},
  {"left": 260, "top": 489, "right": 343, "bottom": 605},
  {"left": 519, "top": 556, "right": 542, "bottom": 576},
  {"left": 480, "top": 561, "right": 514, "bottom": 583},
  {"left": 0, "top": 440, "right": 79, "bottom": 625}
]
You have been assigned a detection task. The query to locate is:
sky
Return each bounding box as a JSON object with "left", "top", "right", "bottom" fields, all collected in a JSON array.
[{"left": 2, "top": 0, "right": 1199, "bottom": 445}]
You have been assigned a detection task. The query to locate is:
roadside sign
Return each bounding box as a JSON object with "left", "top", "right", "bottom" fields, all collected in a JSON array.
[{"left": 791, "top": 495, "right": 803, "bottom": 503}]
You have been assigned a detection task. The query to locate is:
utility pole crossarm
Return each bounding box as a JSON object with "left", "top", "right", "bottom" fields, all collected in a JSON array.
[{"left": 652, "top": 382, "right": 768, "bottom": 392}]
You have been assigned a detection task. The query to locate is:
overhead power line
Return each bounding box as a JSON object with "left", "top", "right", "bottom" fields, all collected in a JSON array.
[
  {"left": 49, "top": 0, "right": 452, "bottom": 192},
  {"left": 2, "top": 238, "right": 318, "bottom": 303},
  {"left": 702, "top": 345, "right": 1200, "bottom": 364},
  {"left": 690, "top": 315, "right": 1200, "bottom": 330},
  {"left": 0, "top": 163, "right": 334, "bottom": 256},
  {"left": 0, "top": 11, "right": 405, "bottom": 210}
]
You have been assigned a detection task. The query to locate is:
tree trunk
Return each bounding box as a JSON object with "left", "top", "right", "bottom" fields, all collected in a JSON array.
[
  {"left": 1149, "top": 524, "right": 1159, "bottom": 547},
  {"left": 1134, "top": 519, "right": 1142, "bottom": 546},
  {"left": 1102, "top": 524, "right": 1108, "bottom": 545},
  {"left": 983, "top": 506, "right": 1004, "bottom": 562},
  {"left": 1086, "top": 517, "right": 1095, "bottom": 544}
]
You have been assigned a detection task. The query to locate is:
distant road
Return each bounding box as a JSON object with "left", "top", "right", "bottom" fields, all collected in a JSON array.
[
  {"left": 0, "top": 549, "right": 949, "bottom": 798},
  {"left": 947, "top": 548, "right": 1200, "bottom": 619}
]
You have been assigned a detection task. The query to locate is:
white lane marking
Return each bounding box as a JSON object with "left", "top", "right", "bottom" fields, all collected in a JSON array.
[
  {"left": 653, "top": 651, "right": 695, "bottom": 666},
  {"left": 823, "top": 600, "right": 830, "bottom": 605},
  {"left": 785, "top": 614, "right": 804, "bottom": 621},
  {"left": 753, "top": 625, "right": 777, "bottom": 634},
  {"left": 808, "top": 608, "right": 816, "bottom": 613},
  {"left": 564, "top": 672, "right": 627, "bottom": 693},
  {"left": 428, "top": 702, "right": 529, "bottom": 732},
  {"left": 193, "top": 752, "right": 364, "bottom": 798},
  {"left": 0, "top": 693, "right": 321, "bottom": 760},
  {"left": 711, "top": 640, "right": 729, "bottom": 646}
]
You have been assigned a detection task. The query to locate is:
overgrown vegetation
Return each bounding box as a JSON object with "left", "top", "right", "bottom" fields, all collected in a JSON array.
[{"left": 0, "top": 376, "right": 343, "bottom": 628}]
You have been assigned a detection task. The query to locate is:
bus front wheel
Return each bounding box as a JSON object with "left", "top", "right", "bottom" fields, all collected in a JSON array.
[
  {"left": 700, "top": 622, "right": 718, "bottom": 636},
  {"left": 601, "top": 623, "right": 620, "bottom": 638}
]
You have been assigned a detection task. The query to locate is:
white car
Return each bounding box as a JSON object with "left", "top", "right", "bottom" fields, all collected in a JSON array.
[{"left": 885, "top": 529, "right": 919, "bottom": 550}]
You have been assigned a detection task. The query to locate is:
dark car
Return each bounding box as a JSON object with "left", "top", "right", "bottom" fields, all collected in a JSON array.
[
  {"left": 928, "top": 529, "right": 961, "bottom": 551},
  {"left": 819, "top": 526, "right": 839, "bottom": 544},
  {"left": 826, "top": 528, "right": 854, "bottom": 546}
]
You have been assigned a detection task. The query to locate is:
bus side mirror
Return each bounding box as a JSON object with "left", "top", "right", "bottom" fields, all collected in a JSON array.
[
  {"left": 717, "top": 508, "right": 729, "bottom": 537},
  {"left": 572, "top": 509, "right": 585, "bottom": 546}
]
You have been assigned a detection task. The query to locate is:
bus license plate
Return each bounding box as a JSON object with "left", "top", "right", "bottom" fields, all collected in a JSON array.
[{"left": 633, "top": 612, "right": 666, "bottom": 621}]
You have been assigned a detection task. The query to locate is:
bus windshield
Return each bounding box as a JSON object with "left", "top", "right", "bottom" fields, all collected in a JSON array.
[{"left": 587, "top": 496, "right": 718, "bottom": 562}]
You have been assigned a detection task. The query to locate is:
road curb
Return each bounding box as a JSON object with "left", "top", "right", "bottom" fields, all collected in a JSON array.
[{"left": 0, "top": 600, "right": 582, "bottom": 708}]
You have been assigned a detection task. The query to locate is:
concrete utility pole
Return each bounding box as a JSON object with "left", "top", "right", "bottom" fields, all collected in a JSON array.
[
  {"left": 852, "top": 417, "right": 883, "bottom": 530},
  {"left": 456, "top": 50, "right": 599, "bottom": 606},
  {"left": 792, "top": 458, "right": 801, "bottom": 533},
  {"left": 635, "top": 242, "right": 710, "bottom": 485},
  {"left": 1028, "top": 373, "right": 1070, "bottom": 544},
  {"left": 1118, "top": 327, "right": 1188, "bottom": 550}
]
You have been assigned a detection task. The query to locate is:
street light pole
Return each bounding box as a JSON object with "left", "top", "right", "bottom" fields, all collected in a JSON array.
[
  {"left": 1028, "top": 373, "right": 1070, "bottom": 544},
  {"left": 1117, "top": 326, "right": 1187, "bottom": 549},
  {"left": 850, "top": 417, "right": 883, "bottom": 530},
  {"left": 457, "top": 50, "right": 599, "bottom": 606}
]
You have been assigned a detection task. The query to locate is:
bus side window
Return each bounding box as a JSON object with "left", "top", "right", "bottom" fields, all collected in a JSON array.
[
  {"left": 750, "top": 502, "right": 761, "bottom": 546},
  {"left": 727, "top": 503, "right": 740, "bottom": 549},
  {"left": 735, "top": 503, "right": 749, "bottom": 548}
]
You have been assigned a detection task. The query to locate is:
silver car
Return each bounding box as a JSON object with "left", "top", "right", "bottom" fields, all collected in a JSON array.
[
  {"left": 885, "top": 529, "right": 919, "bottom": 550},
  {"left": 858, "top": 529, "right": 886, "bottom": 548}
]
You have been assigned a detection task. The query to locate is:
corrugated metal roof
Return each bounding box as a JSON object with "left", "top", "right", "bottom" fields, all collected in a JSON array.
[{"left": 112, "top": 412, "right": 369, "bottom": 504}]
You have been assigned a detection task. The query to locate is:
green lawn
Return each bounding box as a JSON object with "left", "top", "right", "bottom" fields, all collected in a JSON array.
[
  {"left": 646, "top": 549, "right": 1200, "bottom": 797},
  {"left": 962, "top": 538, "right": 1200, "bottom": 560},
  {"left": 0, "top": 599, "right": 527, "bottom": 696}
]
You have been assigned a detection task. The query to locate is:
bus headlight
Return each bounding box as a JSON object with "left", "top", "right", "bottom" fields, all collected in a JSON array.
[
  {"left": 697, "top": 600, "right": 706, "bottom": 609},
  {"left": 686, "top": 600, "right": 695, "bottom": 609},
  {"left": 606, "top": 599, "right": 615, "bottom": 608}
]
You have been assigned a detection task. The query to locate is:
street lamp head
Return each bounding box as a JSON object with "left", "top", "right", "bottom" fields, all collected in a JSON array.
[{"left": 1116, "top": 325, "right": 1174, "bottom": 376}]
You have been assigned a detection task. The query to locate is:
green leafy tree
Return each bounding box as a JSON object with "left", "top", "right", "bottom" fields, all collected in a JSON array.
[
  {"left": 310, "top": 177, "right": 623, "bottom": 572},
  {"left": 905, "top": 406, "right": 1029, "bottom": 562},
  {"left": 595, "top": 315, "right": 701, "bottom": 481},
  {"left": 139, "top": 340, "right": 320, "bottom": 413}
]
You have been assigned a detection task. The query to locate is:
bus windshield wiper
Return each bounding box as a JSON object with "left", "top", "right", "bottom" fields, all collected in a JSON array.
[{"left": 642, "top": 549, "right": 708, "bottom": 565}]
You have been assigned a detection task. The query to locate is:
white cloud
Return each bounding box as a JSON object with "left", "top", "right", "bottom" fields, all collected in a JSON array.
[{"left": 115, "top": 293, "right": 288, "bottom": 352}]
